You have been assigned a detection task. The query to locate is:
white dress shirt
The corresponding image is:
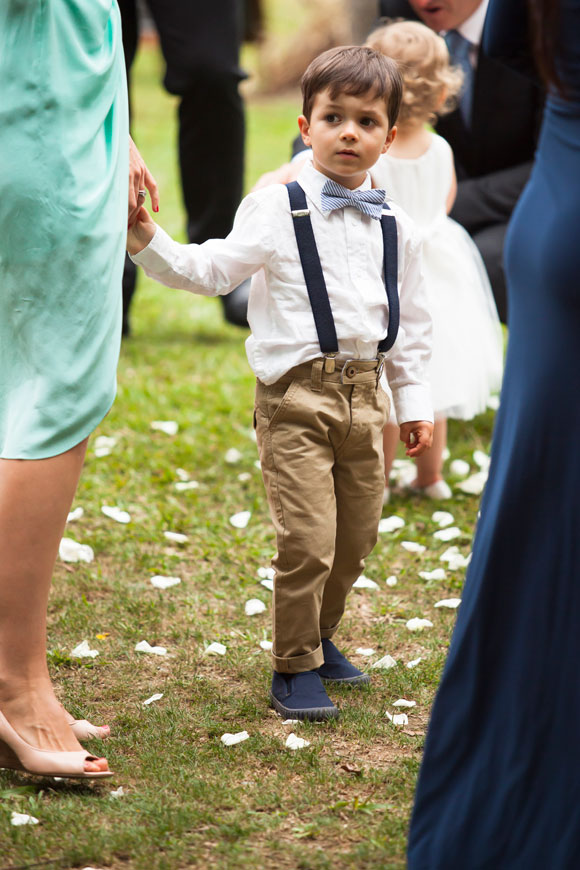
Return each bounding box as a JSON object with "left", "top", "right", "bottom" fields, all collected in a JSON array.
[
  {"left": 452, "top": 0, "right": 489, "bottom": 66},
  {"left": 131, "top": 161, "right": 433, "bottom": 424}
]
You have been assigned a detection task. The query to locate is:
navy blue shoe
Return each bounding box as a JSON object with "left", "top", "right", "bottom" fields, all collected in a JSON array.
[
  {"left": 270, "top": 671, "right": 339, "bottom": 721},
  {"left": 316, "top": 638, "right": 371, "bottom": 686}
]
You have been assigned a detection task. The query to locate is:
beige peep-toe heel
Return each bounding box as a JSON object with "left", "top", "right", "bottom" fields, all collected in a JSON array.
[{"left": 0, "top": 710, "right": 113, "bottom": 780}]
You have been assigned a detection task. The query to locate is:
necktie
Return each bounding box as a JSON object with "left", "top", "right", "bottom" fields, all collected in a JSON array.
[
  {"left": 445, "top": 29, "right": 474, "bottom": 127},
  {"left": 320, "top": 179, "right": 386, "bottom": 220}
]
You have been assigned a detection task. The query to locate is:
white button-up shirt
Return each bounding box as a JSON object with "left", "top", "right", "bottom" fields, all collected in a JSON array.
[{"left": 131, "top": 161, "right": 433, "bottom": 423}]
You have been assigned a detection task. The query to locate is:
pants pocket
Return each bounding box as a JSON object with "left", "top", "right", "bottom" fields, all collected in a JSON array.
[{"left": 256, "top": 379, "right": 300, "bottom": 429}]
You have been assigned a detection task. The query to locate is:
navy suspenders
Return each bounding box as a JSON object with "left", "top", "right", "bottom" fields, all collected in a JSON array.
[{"left": 286, "top": 180, "right": 400, "bottom": 359}]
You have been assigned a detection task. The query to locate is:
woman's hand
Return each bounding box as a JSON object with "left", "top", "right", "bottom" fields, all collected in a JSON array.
[{"left": 128, "top": 136, "right": 159, "bottom": 227}]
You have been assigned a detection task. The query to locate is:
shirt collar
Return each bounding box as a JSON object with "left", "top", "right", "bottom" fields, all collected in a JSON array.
[
  {"left": 456, "top": 0, "right": 489, "bottom": 46},
  {"left": 296, "top": 159, "right": 373, "bottom": 219}
]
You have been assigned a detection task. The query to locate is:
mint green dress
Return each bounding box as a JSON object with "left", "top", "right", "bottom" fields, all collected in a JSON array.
[{"left": 0, "top": 0, "right": 128, "bottom": 459}]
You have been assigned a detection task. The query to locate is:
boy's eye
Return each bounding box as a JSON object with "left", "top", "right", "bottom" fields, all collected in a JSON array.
[
  {"left": 360, "top": 117, "right": 376, "bottom": 127},
  {"left": 325, "top": 113, "right": 340, "bottom": 123}
]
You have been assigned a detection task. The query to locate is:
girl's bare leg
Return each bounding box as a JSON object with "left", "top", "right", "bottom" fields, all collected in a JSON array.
[
  {"left": 0, "top": 439, "right": 107, "bottom": 772},
  {"left": 413, "top": 418, "right": 447, "bottom": 488}
]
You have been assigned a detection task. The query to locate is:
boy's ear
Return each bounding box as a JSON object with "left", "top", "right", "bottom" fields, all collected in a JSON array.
[
  {"left": 298, "top": 115, "right": 311, "bottom": 147},
  {"left": 381, "top": 125, "right": 397, "bottom": 154}
]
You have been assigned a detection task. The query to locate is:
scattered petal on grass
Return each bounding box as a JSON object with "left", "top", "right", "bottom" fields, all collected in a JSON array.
[
  {"left": 96, "top": 633, "right": 109, "bottom": 640},
  {"left": 257, "top": 566, "right": 275, "bottom": 580},
  {"left": 67, "top": 507, "right": 84, "bottom": 523},
  {"left": 473, "top": 450, "right": 491, "bottom": 471},
  {"left": 286, "top": 733, "right": 310, "bottom": 750},
  {"left": 135, "top": 640, "right": 167, "bottom": 656},
  {"left": 456, "top": 471, "right": 488, "bottom": 495},
  {"left": 371, "top": 655, "right": 397, "bottom": 670},
  {"left": 110, "top": 787, "right": 125, "bottom": 799},
  {"left": 10, "top": 812, "right": 39, "bottom": 826},
  {"left": 174, "top": 480, "right": 200, "bottom": 492},
  {"left": 143, "top": 693, "right": 164, "bottom": 706},
  {"left": 151, "top": 420, "right": 178, "bottom": 436},
  {"left": 260, "top": 578, "right": 274, "bottom": 592},
  {"left": 259, "top": 640, "right": 273, "bottom": 651},
  {"left": 440, "top": 546, "right": 470, "bottom": 570},
  {"left": 230, "top": 510, "right": 251, "bottom": 529},
  {"left": 406, "top": 617, "right": 433, "bottom": 631},
  {"left": 245, "top": 598, "right": 266, "bottom": 616},
  {"left": 71, "top": 640, "right": 99, "bottom": 659},
  {"left": 225, "top": 447, "right": 243, "bottom": 464},
  {"left": 386, "top": 711, "right": 409, "bottom": 726},
  {"left": 393, "top": 699, "right": 416, "bottom": 707},
  {"left": 59, "top": 537, "right": 94, "bottom": 564},
  {"left": 434, "top": 598, "right": 462, "bottom": 609},
  {"left": 353, "top": 575, "right": 379, "bottom": 590},
  {"left": 176, "top": 468, "right": 191, "bottom": 482},
  {"left": 282, "top": 719, "right": 299, "bottom": 725},
  {"left": 442, "top": 446, "right": 451, "bottom": 461},
  {"left": 254, "top": 460, "right": 261, "bottom": 470},
  {"left": 378, "top": 515, "right": 405, "bottom": 533},
  {"left": 449, "top": 458, "right": 470, "bottom": 477},
  {"left": 385, "top": 575, "right": 398, "bottom": 587},
  {"left": 163, "top": 531, "right": 188, "bottom": 544},
  {"left": 419, "top": 568, "right": 447, "bottom": 581},
  {"left": 432, "top": 510, "right": 454, "bottom": 527},
  {"left": 355, "top": 647, "right": 375, "bottom": 656},
  {"left": 221, "top": 731, "right": 249, "bottom": 746},
  {"left": 205, "top": 642, "right": 227, "bottom": 656},
  {"left": 94, "top": 435, "right": 117, "bottom": 457},
  {"left": 101, "top": 505, "right": 131, "bottom": 524},
  {"left": 150, "top": 575, "right": 181, "bottom": 590},
  {"left": 407, "top": 657, "right": 422, "bottom": 669},
  {"left": 401, "top": 541, "right": 426, "bottom": 554},
  {"left": 487, "top": 394, "right": 500, "bottom": 411},
  {"left": 433, "top": 526, "right": 462, "bottom": 542},
  {"left": 238, "top": 472, "right": 251, "bottom": 482}
]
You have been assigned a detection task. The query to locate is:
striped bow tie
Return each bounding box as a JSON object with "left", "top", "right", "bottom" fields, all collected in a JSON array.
[{"left": 321, "top": 179, "right": 386, "bottom": 220}]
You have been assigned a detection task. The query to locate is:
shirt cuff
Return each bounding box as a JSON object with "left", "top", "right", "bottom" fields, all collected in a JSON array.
[
  {"left": 391, "top": 385, "right": 434, "bottom": 425},
  {"left": 129, "top": 224, "right": 171, "bottom": 270}
]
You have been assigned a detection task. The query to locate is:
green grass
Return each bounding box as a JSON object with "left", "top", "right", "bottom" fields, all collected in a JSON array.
[{"left": 0, "top": 41, "right": 498, "bottom": 870}]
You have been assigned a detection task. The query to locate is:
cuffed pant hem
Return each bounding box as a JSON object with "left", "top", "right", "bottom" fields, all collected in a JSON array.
[
  {"left": 272, "top": 643, "right": 324, "bottom": 673},
  {"left": 320, "top": 625, "right": 339, "bottom": 639}
]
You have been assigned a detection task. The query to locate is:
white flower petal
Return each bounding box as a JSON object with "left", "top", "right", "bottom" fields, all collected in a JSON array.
[
  {"left": 418, "top": 568, "right": 447, "bottom": 581},
  {"left": 393, "top": 699, "right": 416, "bottom": 707},
  {"left": 174, "top": 480, "right": 200, "bottom": 492},
  {"left": 487, "top": 394, "right": 500, "bottom": 411},
  {"left": 353, "top": 575, "right": 379, "bottom": 590},
  {"left": 456, "top": 471, "right": 488, "bottom": 495},
  {"left": 254, "top": 460, "right": 261, "bottom": 470},
  {"left": 406, "top": 657, "right": 422, "bottom": 669},
  {"left": 385, "top": 575, "right": 398, "bottom": 587},
  {"left": 431, "top": 510, "right": 454, "bottom": 527},
  {"left": 434, "top": 598, "right": 462, "bottom": 609},
  {"left": 221, "top": 730, "right": 249, "bottom": 746},
  {"left": 442, "top": 446, "right": 451, "bottom": 461},
  {"left": 71, "top": 640, "right": 99, "bottom": 659},
  {"left": 449, "top": 458, "right": 470, "bottom": 477},
  {"left": 245, "top": 598, "right": 266, "bottom": 616},
  {"left": 230, "top": 510, "right": 251, "bottom": 529},
  {"left": 151, "top": 420, "right": 178, "bottom": 436},
  {"left": 101, "top": 505, "right": 131, "bottom": 524},
  {"left": 175, "top": 468, "right": 191, "bottom": 482},
  {"left": 150, "top": 575, "right": 181, "bottom": 590},
  {"left": 238, "top": 472, "right": 251, "bottom": 482},
  {"left": 260, "top": 578, "right": 274, "bottom": 592},
  {"left": 355, "top": 647, "right": 375, "bottom": 656},
  {"left": 257, "top": 566, "right": 275, "bottom": 580},
  {"left": 10, "top": 812, "right": 39, "bottom": 826},
  {"left": 143, "top": 693, "right": 164, "bottom": 706},
  {"left": 282, "top": 719, "right": 299, "bottom": 725},
  {"left": 371, "top": 655, "right": 397, "bottom": 669},
  {"left": 433, "top": 526, "right": 462, "bottom": 542},
  {"left": 259, "top": 640, "right": 273, "bottom": 651},
  {"left": 163, "top": 531, "right": 188, "bottom": 544},
  {"left": 439, "top": 546, "right": 470, "bottom": 570},
  {"left": 95, "top": 435, "right": 116, "bottom": 450},
  {"left": 67, "top": 507, "right": 84, "bottom": 523},
  {"left": 378, "top": 515, "right": 405, "bottom": 533},
  {"left": 401, "top": 541, "right": 426, "bottom": 554},
  {"left": 225, "top": 448, "right": 243, "bottom": 464},
  {"left": 392, "top": 713, "right": 409, "bottom": 726},
  {"left": 473, "top": 450, "right": 491, "bottom": 471},
  {"left": 59, "top": 537, "right": 94, "bottom": 564},
  {"left": 285, "top": 732, "right": 310, "bottom": 750},
  {"left": 204, "top": 642, "right": 227, "bottom": 656},
  {"left": 135, "top": 640, "right": 167, "bottom": 656},
  {"left": 406, "top": 617, "right": 433, "bottom": 631},
  {"left": 110, "top": 787, "right": 125, "bottom": 799}
]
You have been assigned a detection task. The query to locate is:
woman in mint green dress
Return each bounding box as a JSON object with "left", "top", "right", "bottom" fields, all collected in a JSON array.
[{"left": 0, "top": 1, "right": 156, "bottom": 779}]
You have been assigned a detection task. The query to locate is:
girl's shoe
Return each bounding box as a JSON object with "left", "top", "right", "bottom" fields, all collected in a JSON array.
[
  {"left": 70, "top": 719, "right": 110, "bottom": 741},
  {"left": 0, "top": 709, "right": 113, "bottom": 780},
  {"left": 409, "top": 479, "right": 452, "bottom": 500}
]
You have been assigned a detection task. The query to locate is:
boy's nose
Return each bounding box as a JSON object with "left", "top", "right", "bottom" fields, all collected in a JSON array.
[{"left": 340, "top": 122, "right": 358, "bottom": 139}]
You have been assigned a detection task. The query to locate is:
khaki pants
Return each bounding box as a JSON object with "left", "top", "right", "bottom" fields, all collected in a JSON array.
[{"left": 254, "top": 358, "right": 390, "bottom": 674}]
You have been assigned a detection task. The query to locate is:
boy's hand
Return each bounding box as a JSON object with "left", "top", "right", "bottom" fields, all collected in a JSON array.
[
  {"left": 399, "top": 421, "right": 434, "bottom": 457},
  {"left": 127, "top": 206, "right": 156, "bottom": 255}
]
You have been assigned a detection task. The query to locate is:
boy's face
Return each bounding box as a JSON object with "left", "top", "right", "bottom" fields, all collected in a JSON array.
[{"left": 298, "top": 88, "right": 395, "bottom": 190}]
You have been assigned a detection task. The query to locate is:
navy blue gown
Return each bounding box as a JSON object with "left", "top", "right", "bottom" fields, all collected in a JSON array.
[{"left": 407, "top": 2, "right": 580, "bottom": 867}]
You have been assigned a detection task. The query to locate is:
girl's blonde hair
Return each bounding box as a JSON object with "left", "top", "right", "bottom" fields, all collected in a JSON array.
[{"left": 366, "top": 20, "right": 463, "bottom": 126}]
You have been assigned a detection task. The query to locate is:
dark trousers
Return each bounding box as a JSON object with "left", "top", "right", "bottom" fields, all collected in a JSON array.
[{"left": 119, "top": 0, "right": 248, "bottom": 331}]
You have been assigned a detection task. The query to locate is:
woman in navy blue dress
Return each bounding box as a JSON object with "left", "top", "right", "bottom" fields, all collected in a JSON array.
[{"left": 407, "top": 1, "right": 580, "bottom": 867}]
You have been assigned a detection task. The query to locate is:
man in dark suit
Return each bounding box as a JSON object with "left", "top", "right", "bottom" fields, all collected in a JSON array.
[
  {"left": 118, "top": 0, "right": 249, "bottom": 333},
  {"left": 377, "top": 0, "right": 544, "bottom": 322}
]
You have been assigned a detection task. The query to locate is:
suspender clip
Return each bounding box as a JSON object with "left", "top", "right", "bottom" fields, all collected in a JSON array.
[
  {"left": 291, "top": 208, "right": 311, "bottom": 218},
  {"left": 323, "top": 353, "right": 337, "bottom": 374}
]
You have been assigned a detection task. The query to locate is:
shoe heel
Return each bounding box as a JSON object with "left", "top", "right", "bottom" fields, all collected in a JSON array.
[{"left": 0, "top": 738, "right": 23, "bottom": 772}]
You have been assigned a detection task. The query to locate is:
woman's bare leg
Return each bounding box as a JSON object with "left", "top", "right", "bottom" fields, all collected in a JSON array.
[
  {"left": 414, "top": 418, "right": 447, "bottom": 488},
  {"left": 0, "top": 439, "right": 107, "bottom": 772}
]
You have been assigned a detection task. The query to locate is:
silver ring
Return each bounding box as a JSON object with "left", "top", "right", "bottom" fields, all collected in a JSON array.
[{"left": 137, "top": 189, "right": 147, "bottom": 198}]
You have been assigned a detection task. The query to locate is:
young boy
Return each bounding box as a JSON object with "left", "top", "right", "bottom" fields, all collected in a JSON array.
[{"left": 128, "top": 46, "right": 434, "bottom": 721}]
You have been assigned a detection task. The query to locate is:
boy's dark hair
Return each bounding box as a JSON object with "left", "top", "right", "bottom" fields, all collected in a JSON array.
[{"left": 301, "top": 45, "right": 403, "bottom": 126}]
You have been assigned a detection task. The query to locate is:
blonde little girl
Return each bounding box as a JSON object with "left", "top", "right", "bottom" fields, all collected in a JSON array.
[{"left": 366, "top": 20, "right": 503, "bottom": 501}]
